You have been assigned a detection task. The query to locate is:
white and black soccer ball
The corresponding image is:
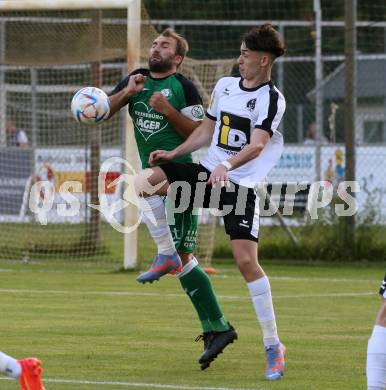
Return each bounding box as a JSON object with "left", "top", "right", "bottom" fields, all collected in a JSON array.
[{"left": 71, "top": 87, "right": 111, "bottom": 125}]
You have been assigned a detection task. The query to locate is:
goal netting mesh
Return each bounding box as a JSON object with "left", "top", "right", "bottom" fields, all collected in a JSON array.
[
  {"left": 0, "top": 4, "right": 229, "bottom": 266},
  {"left": 2, "top": 1, "right": 385, "bottom": 266}
]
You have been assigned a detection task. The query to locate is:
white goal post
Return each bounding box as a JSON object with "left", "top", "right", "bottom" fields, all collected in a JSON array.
[
  {"left": 0, "top": 0, "right": 134, "bottom": 11},
  {"left": 0, "top": 0, "right": 141, "bottom": 270}
]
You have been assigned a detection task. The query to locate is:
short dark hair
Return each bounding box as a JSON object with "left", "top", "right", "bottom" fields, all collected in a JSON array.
[
  {"left": 242, "top": 23, "right": 285, "bottom": 59},
  {"left": 160, "top": 28, "right": 189, "bottom": 58}
]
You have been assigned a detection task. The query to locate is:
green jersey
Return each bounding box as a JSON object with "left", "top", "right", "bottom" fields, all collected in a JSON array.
[{"left": 111, "top": 69, "right": 204, "bottom": 168}]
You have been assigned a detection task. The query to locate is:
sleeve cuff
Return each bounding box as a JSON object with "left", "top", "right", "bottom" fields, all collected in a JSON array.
[
  {"left": 206, "top": 112, "right": 217, "bottom": 121},
  {"left": 254, "top": 125, "right": 273, "bottom": 137}
]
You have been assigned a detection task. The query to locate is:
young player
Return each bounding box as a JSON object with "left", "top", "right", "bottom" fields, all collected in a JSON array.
[
  {"left": 108, "top": 29, "right": 236, "bottom": 369},
  {"left": 133, "top": 23, "right": 287, "bottom": 380},
  {"left": 367, "top": 275, "right": 386, "bottom": 390},
  {"left": 0, "top": 352, "right": 45, "bottom": 390}
]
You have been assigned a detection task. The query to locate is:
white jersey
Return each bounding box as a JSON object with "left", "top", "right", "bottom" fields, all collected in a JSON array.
[{"left": 200, "top": 76, "right": 285, "bottom": 188}]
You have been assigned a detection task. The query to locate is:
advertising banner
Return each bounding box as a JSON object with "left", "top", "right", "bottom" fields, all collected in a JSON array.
[
  {"left": 0, "top": 149, "right": 33, "bottom": 220},
  {"left": 1, "top": 145, "right": 385, "bottom": 223}
]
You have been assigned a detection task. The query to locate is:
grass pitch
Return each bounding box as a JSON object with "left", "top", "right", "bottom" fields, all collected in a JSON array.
[{"left": 0, "top": 258, "right": 383, "bottom": 390}]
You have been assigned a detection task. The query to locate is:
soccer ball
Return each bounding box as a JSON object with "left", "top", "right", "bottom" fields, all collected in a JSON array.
[{"left": 71, "top": 87, "right": 111, "bottom": 125}]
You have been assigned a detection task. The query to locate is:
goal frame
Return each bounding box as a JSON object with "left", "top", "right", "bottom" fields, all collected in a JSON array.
[
  {"left": 0, "top": 0, "right": 141, "bottom": 270},
  {"left": 0, "top": 1, "right": 133, "bottom": 11}
]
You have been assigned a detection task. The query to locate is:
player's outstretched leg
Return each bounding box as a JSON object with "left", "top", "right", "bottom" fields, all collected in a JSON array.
[
  {"left": 136, "top": 195, "right": 182, "bottom": 283},
  {"left": 136, "top": 252, "right": 182, "bottom": 283},
  {"left": 198, "top": 323, "right": 238, "bottom": 369}
]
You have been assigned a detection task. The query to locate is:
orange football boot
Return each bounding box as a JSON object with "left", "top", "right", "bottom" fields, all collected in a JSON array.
[{"left": 19, "top": 358, "right": 46, "bottom": 390}]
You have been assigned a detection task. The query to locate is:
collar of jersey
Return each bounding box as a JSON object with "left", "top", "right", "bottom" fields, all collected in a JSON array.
[
  {"left": 239, "top": 79, "right": 271, "bottom": 92},
  {"left": 149, "top": 72, "right": 177, "bottom": 81}
]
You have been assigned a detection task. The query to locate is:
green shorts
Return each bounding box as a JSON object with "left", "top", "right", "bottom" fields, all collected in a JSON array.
[{"left": 165, "top": 197, "right": 198, "bottom": 254}]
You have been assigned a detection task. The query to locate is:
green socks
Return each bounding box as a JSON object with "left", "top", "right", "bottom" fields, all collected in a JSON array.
[{"left": 178, "top": 258, "right": 229, "bottom": 333}]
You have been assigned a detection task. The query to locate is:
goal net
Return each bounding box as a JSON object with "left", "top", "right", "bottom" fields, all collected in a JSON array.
[
  {"left": 3, "top": 1, "right": 384, "bottom": 267},
  {"left": 0, "top": 1, "right": 228, "bottom": 268}
]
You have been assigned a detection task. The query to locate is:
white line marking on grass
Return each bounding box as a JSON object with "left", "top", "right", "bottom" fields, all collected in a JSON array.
[
  {"left": 1, "top": 266, "right": 383, "bottom": 284},
  {"left": 213, "top": 272, "right": 383, "bottom": 283},
  {"left": 0, "top": 265, "right": 382, "bottom": 283},
  {"left": 0, "top": 377, "right": 263, "bottom": 390},
  {"left": 270, "top": 276, "right": 382, "bottom": 283},
  {"left": 0, "top": 288, "right": 375, "bottom": 300}
]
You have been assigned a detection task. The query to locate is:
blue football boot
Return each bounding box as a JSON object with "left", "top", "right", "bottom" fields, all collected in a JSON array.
[
  {"left": 136, "top": 252, "right": 182, "bottom": 283},
  {"left": 264, "top": 342, "right": 286, "bottom": 380}
]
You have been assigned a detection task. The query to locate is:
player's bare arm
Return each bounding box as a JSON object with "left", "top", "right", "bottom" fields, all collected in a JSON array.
[
  {"left": 108, "top": 74, "right": 146, "bottom": 117},
  {"left": 149, "top": 92, "right": 201, "bottom": 139},
  {"left": 226, "top": 128, "right": 270, "bottom": 169},
  {"left": 207, "top": 128, "right": 270, "bottom": 187},
  {"left": 149, "top": 117, "right": 215, "bottom": 165}
]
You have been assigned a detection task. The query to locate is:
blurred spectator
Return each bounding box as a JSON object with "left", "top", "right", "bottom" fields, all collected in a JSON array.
[
  {"left": 6, "top": 120, "right": 29, "bottom": 148},
  {"left": 304, "top": 122, "right": 328, "bottom": 145}
]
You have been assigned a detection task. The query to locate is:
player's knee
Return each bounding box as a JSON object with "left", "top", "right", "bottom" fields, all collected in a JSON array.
[
  {"left": 134, "top": 167, "right": 168, "bottom": 196},
  {"left": 234, "top": 254, "right": 258, "bottom": 277}
]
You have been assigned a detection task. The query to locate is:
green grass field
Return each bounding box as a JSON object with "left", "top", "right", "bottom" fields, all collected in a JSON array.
[{"left": 0, "top": 257, "right": 383, "bottom": 390}]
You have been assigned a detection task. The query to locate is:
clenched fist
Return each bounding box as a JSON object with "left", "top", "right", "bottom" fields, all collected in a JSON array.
[
  {"left": 126, "top": 74, "right": 147, "bottom": 95},
  {"left": 149, "top": 92, "right": 173, "bottom": 116}
]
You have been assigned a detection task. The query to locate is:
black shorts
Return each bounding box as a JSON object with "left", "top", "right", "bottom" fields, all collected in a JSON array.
[
  {"left": 159, "top": 162, "right": 259, "bottom": 242},
  {"left": 380, "top": 275, "right": 386, "bottom": 298}
]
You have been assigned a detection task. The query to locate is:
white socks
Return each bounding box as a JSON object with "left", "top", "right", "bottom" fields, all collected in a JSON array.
[
  {"left": 367, "top": 325, "right": 386, "bottom": 390},
  {"left": 0, "top": 351, "right": 21, "bottom": 379},
  {"left": 177, "top": 256, "right": 199, "bottom": 278},
  {"left": 139, "top": 195, "right": 176, "bottom": 255},
  {"left": 247, "top": 276, "right": 280, "bottom": 348}
]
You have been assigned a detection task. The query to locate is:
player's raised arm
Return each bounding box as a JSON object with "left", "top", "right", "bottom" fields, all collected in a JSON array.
[
  {"left": 108, "top": 73, "right": 146, "bottom": 118},
  {"left": 224, "top": 128, "right": 271, "bottom": 170},
  {"left": 149, "top": 116, "right": 215, "bottom": 166},
  {"left": 207, "top": 128, "right": 271, "bottom": 187},
  {"left": 148, "top": 74, "right": 204, "bottom": 139},
  {"left": 148, "top": 92, "right": 201, "bottom": 139}
]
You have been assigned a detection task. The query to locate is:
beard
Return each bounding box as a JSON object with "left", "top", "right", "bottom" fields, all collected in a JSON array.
[{"left": 148, "top": 55, "right": 174, "bottom": 73}]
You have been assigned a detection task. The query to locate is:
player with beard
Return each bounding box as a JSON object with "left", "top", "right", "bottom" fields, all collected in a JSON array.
[{"left": 108, "top": 29, "right": 235, "bottom": 369}]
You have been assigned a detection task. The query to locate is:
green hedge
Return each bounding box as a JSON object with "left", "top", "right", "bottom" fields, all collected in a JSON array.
[
  {"left": 1, "top": 217, "right": 385, "bottom": 264},
  {"left": 213, "top": 222, "right": 386, "bottom": 262}
]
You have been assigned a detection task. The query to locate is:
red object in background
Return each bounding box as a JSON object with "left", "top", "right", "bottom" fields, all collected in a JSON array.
[{"left": 85, "top": 171, "right": 120, "bottom": 193}]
